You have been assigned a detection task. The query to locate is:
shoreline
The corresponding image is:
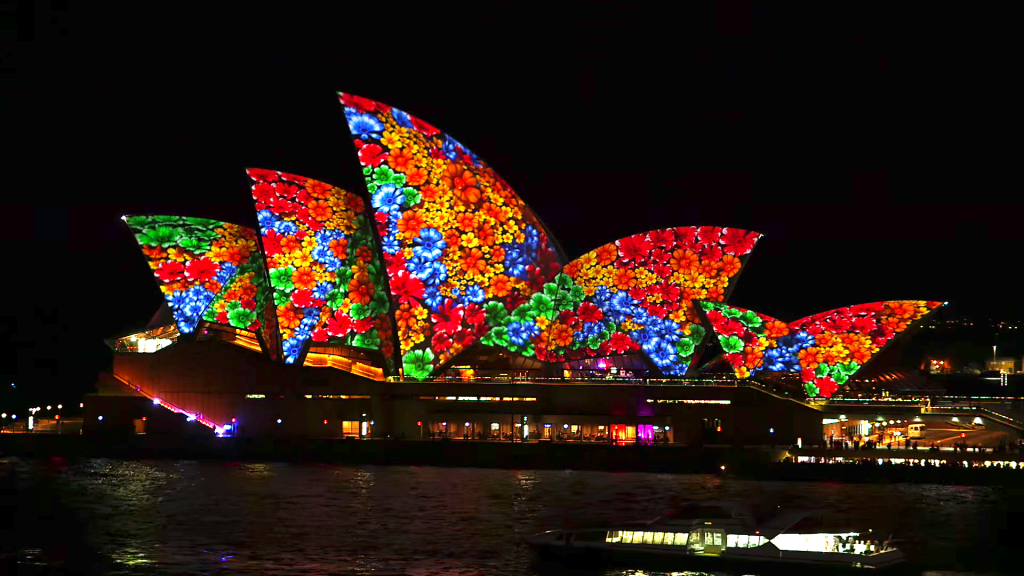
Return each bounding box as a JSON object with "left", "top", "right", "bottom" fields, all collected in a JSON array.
[{"left": 2, "top": 434, "right": 1022, "bottom": 485}]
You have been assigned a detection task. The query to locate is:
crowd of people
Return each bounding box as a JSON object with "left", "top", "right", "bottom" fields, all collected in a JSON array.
[
  {"left": 786, "top": 456, "right": 1022, "bottom": 469},
  {"left": 821, "top": 434, "right": 1024, "bottom": 455}
]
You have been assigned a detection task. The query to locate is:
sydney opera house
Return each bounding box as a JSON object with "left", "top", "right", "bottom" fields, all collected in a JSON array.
[{"left": 91, "top": 93, "right": 943, "bottom": 444}]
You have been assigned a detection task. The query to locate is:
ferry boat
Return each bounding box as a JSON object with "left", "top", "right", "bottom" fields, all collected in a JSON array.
[{"left": 527, "top": 501, "right": 905, "bottom": 571}]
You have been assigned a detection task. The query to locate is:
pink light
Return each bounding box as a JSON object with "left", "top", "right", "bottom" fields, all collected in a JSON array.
[{"left": 111, "top": 374, "right": 221, "bottom": 432}]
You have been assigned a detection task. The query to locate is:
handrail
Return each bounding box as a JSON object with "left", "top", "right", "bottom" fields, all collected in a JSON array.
[{"left": 110, "top": 373, "right": 224, "bottom": 432}]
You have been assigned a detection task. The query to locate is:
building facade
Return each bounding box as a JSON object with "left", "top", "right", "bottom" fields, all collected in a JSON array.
[{"left": 93, "top": 92, "right": 942, "bottom": 446}]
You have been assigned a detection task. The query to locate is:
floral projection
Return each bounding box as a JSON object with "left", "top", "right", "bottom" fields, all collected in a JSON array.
[
  {"left": 338, "top": 93, "right": 562, "bottom": 379},
  {"left": 202, "top": 248, "right": 282, "bottom": 361},
  {"left": 248, "top": 168, "right": 395, "bottom": 369},
  {"left": 548, "top": 227, "right": 762, "bottom": 375},
  {"left": 698, "top": 300, "right": 944, "bottom": 397},
  {"left": 125, "top": 215, "right": 258, "bottom": 335}
]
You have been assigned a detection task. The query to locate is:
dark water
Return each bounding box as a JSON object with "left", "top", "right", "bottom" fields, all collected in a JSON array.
[{"left": 1, "top": 458, "right": 1019, "bottom": 575}]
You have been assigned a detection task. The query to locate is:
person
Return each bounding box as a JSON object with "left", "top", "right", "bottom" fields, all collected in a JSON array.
[
  {"left": 887, "top": 442, "right": 892, "bottom": 450},
  {"left": 912, "top": 440, "right": 918, "bottom": 451},
  {"left": 853, "top": 439, "right": 860, "bottom": 450}
]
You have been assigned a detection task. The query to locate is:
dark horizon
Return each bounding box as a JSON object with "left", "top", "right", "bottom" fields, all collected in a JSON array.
[{"left": 2, "top": 3, "right": 1020, "bottom": 404}]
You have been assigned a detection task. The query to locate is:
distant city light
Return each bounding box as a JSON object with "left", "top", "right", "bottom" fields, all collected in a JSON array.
[
  {"left": 57, "top": 404, "right": 62, "bottom": 409},
  {"left": 276, "top": 419, "right": 282, "bottom": 424},
  {"left": 769, "top": 428, "right": 774, "bottom": 433},
  {"left": 563, "top": 424, "right": 569, "bottom": 429},
  {"left": 46, "top": 406, "right": 51, "bottom": 410},
  {"left": 153, "top": 398, "right": 161, "bottom": 405},
  {"left": 98, "top": 416, "right": 104, "bottom": 421},
  {"left": 1, "top": 413, "right": 5, "bottom": 418},
  {"left": 28, "top": 416, "right": 34, "bottom": 430}
]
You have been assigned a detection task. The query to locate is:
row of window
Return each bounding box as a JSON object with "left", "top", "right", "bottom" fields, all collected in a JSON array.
[
  {"left": 420, "top": 396, "right": 538, "bottom": 402},
  {"left": 605, "top": 531, "right": 768, "bottom": 549},
  {"left": 607, "top": 531, "right": 690, "bottom": 546}
]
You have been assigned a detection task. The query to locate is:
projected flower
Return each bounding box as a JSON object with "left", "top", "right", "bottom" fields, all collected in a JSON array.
[
  {"left": 545, "top": 226, "right": 762, "bottom": 375},
  {"left": 698, "top": 300, "right": 944, "bottom": 398},
  {"left": 203, "top": 248, "right": 282, "bottom": 361},
  {"left": 125, "top": 215, "right": 259, "bottom": 335},
  {"left": 339, "top": 93, "right": 562, "bottom": 379},
  {"left": 248, "top": 168, "right": 395, "bottom": 369}
]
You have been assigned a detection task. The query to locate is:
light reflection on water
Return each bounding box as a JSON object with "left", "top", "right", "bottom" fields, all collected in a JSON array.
[{"left": 1, "top": 458, "right": 1019, "bottom": 575}]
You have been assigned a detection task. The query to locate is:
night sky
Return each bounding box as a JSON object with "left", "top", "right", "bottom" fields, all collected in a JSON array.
[{"left": 2, "top": 3, "right": 1018, "bottom": 406}]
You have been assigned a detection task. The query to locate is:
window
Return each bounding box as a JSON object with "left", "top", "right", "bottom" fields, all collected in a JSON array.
[
  {"left": 714, "top": 533, "right": 723, "bottom": 546},
  {"left": 606, "top": 531, "right": 621, "bottom": 543},
  {"left": 676, "top": 533, "right": 688, "bottom": 546},
  {"left": 622, "top": 531, "right": 634, "bottom": 544},
  {"left": 342, "top": 421, "right": 360, "bottom": 435},
  {"left": 652, "top": 532, "right": 664, "bottom": 545},
  {"left": 664, "top": 533, "right": 675, "bottom": 546},
  {"left": 643, "top": 532, "right": 654, "bottom": 545}
]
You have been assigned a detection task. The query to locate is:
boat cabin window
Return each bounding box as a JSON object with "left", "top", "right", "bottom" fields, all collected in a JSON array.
[
  {"left": 727, "top": 534, "right": 767, "bottom": 548},
  {"left": 614, "top": 531, "right": 689, "bottom": 546}
]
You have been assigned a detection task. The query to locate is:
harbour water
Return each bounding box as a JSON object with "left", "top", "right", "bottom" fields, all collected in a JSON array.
[{"left": 1, "top": 458, "right": 1018, "bottom": 575}]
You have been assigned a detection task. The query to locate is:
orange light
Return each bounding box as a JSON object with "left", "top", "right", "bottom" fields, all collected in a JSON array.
[
  {"left": 142, "top": 417, "right": 147, "bottom": 421},
  {"left": 54, "top": 415, "right": 60, "bottom": 420},
  {"left": 324, "top": 420, "right": 328, "bottom": 425},
  {"left": 961, "top": 432, "right": 966, "bottom": 438},
  {"left": 417, "top": 421, "right": 422, "bottom": 426}
]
